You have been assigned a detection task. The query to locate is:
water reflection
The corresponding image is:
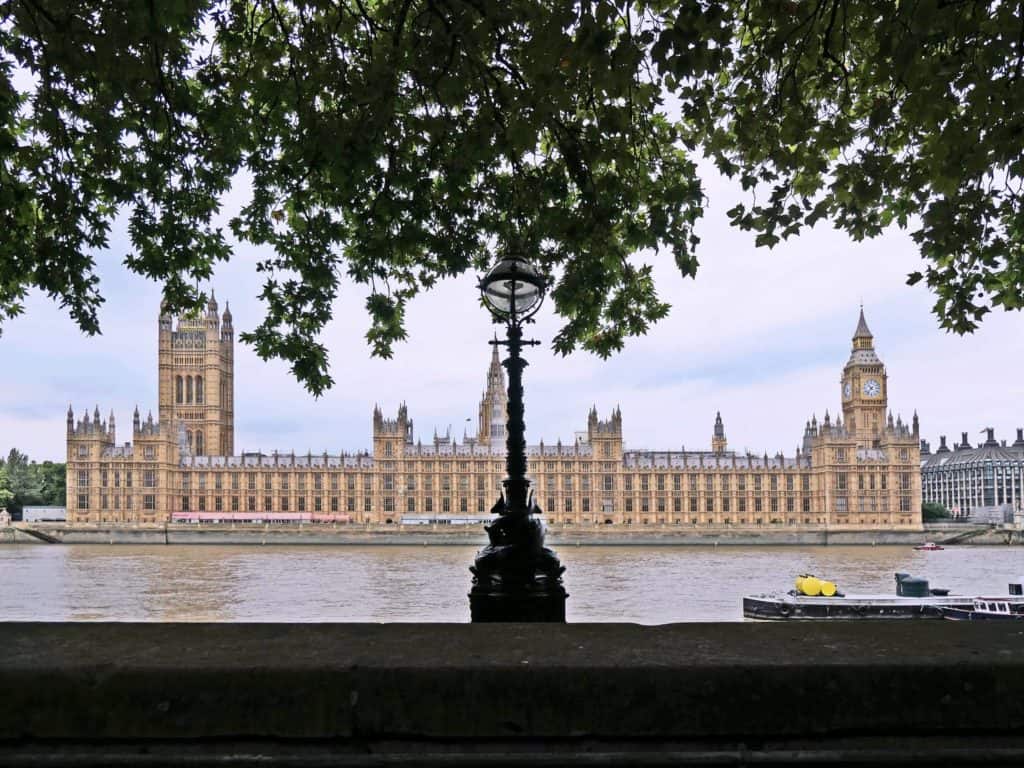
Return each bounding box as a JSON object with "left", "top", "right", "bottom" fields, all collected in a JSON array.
[{"left": 0, "top": 544, "right": 1020, "bottom": 623}]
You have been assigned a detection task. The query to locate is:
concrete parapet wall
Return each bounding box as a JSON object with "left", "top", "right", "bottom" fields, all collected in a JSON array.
[{"left": 2, "top": 622, "right": 1024, "bottom": 766}]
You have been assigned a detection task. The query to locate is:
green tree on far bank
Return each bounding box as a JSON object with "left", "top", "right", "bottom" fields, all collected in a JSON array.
[
  {"left": 0, "top": 465, "right": 14, "bottom": 513},
  {"left": 922, "top": 502, "right": 951, "bottom": 522},
  {"left": 0, "top": 450, "right": 66, "bottom": 519}
]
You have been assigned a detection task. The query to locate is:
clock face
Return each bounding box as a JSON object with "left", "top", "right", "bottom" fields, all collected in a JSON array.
[
  {"left": 863, "top": 379, "right": 881, "bottom": 397},
  {"left": 843, "top": 381, "right": 852, "bottom": 400}
]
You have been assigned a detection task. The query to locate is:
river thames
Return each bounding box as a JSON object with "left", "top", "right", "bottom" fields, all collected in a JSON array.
[{"left": 0, "top": 544, "right": 1021, "bottom": 622}]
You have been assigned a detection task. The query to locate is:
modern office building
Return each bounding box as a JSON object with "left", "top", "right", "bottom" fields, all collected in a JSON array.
[{"left": 921, "top": 428, "right": 1024, "bottom": 521}]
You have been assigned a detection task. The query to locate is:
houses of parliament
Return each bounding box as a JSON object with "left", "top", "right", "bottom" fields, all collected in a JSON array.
[{"left": 65, "top": 298, "right": 922, "bottom": 530}]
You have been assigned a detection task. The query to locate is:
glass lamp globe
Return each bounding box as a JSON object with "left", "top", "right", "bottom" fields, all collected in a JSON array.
[{"left": 479, "top": 256, "right": 546, "bottom": 320}]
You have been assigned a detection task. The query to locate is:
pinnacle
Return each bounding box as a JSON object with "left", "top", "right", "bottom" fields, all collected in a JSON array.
[{"left": 853, "top": 306, "right": 873, "bottom": 339}]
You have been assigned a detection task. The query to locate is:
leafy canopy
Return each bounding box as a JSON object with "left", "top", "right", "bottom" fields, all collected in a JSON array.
[
  {"left": 921, "top": 501, "right": 951, "bottom": 522},
  {"left": 0, "top": 449, "right": 65, "bottom": 516},
  {"left": 2, "top": 1, "right": 1022, "bottom": 393},
  {"left": 0, "top": 465, "right": 13, "bottom": 510}
]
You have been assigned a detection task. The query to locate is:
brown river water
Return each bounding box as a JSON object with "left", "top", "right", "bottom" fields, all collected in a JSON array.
[{"left": 0, "top": 544, "right": 1021, "bottom": 623}]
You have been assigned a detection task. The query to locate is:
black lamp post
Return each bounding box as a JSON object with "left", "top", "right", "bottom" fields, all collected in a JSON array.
[{"left": 469, "top": 254, "right": 568, "bottom": 622}]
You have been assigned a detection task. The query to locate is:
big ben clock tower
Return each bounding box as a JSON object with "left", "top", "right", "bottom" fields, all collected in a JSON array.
[{"left": 840, "top": 308, "right": 888, "bottom": 445}]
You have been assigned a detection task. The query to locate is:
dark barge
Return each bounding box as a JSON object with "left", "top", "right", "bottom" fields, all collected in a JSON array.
[{"left": 744, "top": 573, "right": 1024, "bottom": 621}]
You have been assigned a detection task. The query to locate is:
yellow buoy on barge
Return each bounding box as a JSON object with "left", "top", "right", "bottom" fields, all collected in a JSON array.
[{"left": 796, "top": 574, "right": 838, "bottom": 597}]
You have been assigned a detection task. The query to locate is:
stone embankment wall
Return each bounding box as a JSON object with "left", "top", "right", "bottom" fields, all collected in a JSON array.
[
  {"left": 2, "top": 622, "right": 1024, "bottom": 766},
  {"left": 5, "top": 521, "right": 1000, "bottom": 545},
  {"left": 0, "top": 527, "right": 61, "bottom": 545}
]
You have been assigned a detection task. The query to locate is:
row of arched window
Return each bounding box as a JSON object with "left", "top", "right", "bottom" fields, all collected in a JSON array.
[
  {"left": 175, "top": 375, "right": 204, "bottom": 404},
  {"left": 186, "top": 429, "right": 205, "bottom": 455}
]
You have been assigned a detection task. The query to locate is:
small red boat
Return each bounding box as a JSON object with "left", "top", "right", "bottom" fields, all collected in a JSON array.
[{"left": 914, "top": 542, "right": 944, "bottom": 551}]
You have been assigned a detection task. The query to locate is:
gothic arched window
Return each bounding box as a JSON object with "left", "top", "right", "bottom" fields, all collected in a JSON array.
[
  {"left": 195, "top": 375, "right": 204, "bottom": 404},
  {"left": 186, "top": 376, "right": 193, "bottom": 404},
  {"left": 176, "top": 376, "right": 183, "bottom": 404},
  {"left": 195, "top": 430, "right": 204, "bottom": 455},
  {"left": 187, "top": 430, "right": 193, "bottom": 449}
]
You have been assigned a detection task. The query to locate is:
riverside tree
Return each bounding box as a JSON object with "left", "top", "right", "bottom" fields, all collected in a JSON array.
[
  {"left": 0, "top": 449, "right": 66, "bottom": 518},
  {"left": 0, "top": 464, "right": 13, "bottom": 513},
  {"left": 921, "top": 501, "right": 952, "bottom": 522},
  {"left": 2, "top": 1, "right": 1022, "bottom": 393}
]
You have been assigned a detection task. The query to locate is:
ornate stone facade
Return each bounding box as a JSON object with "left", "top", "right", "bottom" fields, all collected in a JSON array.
[
  {"left": 65, "top": 304, "right": 921, "bottom": 529},
  {"left": 158, "top": 294, "right": 234, "bottom": 457}
]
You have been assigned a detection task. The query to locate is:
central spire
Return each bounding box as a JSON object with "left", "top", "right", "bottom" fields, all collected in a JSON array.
[
  {"left": 488, "top": 335, "right": 503, "bottom": 385},
  {"left": 853, "top": 306, "right": 873, "bottom": 340},
  {"left": 712, "top": 411, "right": 727, "bottom": 454},
  {"left": 850, "top": 306, "right": 878, "bottom": 354},
  {"left": 478, "top": 341, "right": 508, "bottom": 449}
]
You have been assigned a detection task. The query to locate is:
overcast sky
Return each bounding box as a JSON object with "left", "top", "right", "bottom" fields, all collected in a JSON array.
[{"left": 3, "top": 162, "right": 1022, "bottom": 462}]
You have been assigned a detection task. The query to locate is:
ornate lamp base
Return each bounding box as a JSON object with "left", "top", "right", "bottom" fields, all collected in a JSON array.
[
  {"left": 468, "top": 498, "right": 568, "bottom": 623},
  {"left": 469, "top": 580, "right": 568, "bottom": 623}
]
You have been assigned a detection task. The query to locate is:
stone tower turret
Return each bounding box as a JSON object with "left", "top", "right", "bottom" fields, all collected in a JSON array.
[
  {"left": 840, "top": 307, "right": 888, "bottom": 447},
  {"left": 711, "top": 411, "right": 727, "bottom": 454},
  {"left": 586, "top": 405, "right": 623, "bottom": 461},
  {"left": 373, "top": 403, "right": 412, "bottom": 458},
  {"left": 157, "top": 292, "right": 235, "bottom": 457},
  {"left": 802, "top": 419, "right": 816, "bottom": 454},
  {"left": 206, "top": 291, "right": 220, "bottom": 332},
  {"left": 477, "top": 342, "right": 508, "bottom": 450},
  {"left": 66, "top": 403, "right": 116, "bottom": 459}
]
